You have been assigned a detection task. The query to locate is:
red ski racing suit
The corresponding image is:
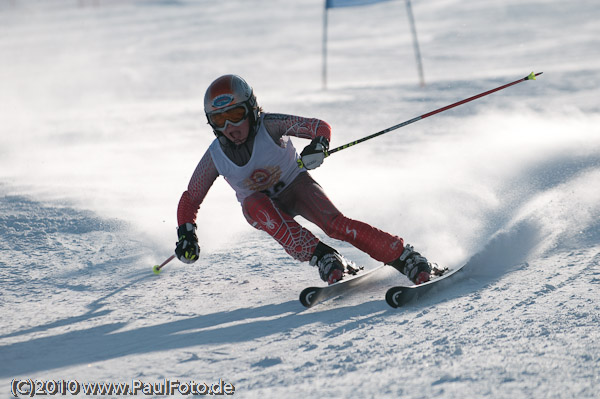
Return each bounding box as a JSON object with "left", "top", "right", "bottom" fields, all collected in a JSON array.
[{"left": 177, "top": 113, "right": 405, "bottom": 264}]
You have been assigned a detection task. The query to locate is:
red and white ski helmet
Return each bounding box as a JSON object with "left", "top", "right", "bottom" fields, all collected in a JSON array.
[{"left": 204, "top": 74, "right": 260, "bottom": 134}]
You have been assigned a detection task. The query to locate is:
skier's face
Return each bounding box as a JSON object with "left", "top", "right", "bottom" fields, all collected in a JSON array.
[{"left": 222, "top": 117, "right": 250, "bottom": 145}]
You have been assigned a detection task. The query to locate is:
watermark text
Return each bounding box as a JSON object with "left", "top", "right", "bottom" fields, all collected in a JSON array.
[{"left": 10, "top": 378, "right": 235, "bottom": 397}]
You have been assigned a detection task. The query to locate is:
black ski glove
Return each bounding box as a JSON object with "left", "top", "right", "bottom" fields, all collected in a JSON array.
[
  {"left": 175, "top": 223, "right": 200, "bottom": 264},
  {"left": 300, "top": 136, "right": 329, "bottom": 170}
]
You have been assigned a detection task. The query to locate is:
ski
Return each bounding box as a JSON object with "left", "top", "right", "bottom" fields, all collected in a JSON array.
[
  {"left": 385, "top": 264, "right": 466, "bottom": 308},
  {"left": 299, "top": 265, "right": 387, "bottom": 308}
]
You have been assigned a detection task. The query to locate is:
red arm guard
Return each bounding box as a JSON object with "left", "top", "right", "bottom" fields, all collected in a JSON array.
[
  {"left": 177, "top": 150, "right": 219, "bottom": 226},
  {"left": 263, "top": 114, "right": 332, "bottom": 142}
]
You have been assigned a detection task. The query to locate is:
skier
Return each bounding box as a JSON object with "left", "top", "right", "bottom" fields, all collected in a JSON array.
[{"left": 175, "top": 74, "right": 432, "bottom": 285}]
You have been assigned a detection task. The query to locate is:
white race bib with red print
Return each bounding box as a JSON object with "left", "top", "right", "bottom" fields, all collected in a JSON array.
[{"left": 209, "top": 117, "right": 304, "bottom": 203}]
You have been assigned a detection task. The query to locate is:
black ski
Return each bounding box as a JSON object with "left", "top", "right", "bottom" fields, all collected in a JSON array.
[
  {"left": 385, "top": 264, "right": 466, "bottom": 308},
  {"left": 299, "top": 265, "right": 387, "bottom": 308}
]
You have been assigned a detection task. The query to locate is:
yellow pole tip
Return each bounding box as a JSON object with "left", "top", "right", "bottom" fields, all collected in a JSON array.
[
  {"left": 152, "top": 265, "right": 161, "bottom": 275},
  {"left": 527, "top": 71, "right": 537, "bottom": 80}
]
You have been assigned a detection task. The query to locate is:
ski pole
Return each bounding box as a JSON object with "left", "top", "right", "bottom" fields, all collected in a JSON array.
[
  {"left": 152, "top": 254, "right": 175, "bottom": 275},
  {"left": 326, "top": 71, "right": 543, "bottom": 156}
]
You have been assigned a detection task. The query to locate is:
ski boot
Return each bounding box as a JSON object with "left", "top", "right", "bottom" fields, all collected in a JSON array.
[
  {"left": 310, "top": 242, "right": 346, "bottom": 285},
  {"left": 388, "top": 244, "right": 431, "bottom": 285}
]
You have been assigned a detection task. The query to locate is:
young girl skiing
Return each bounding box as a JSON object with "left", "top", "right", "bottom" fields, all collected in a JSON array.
[{"left": 175, "top": 74, "right": 431, "bottom": 285}]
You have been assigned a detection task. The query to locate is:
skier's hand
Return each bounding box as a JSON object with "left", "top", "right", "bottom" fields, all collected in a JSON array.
[
  {"left": 175, "top": 222, "right": 200, "bottom": 264},
  {"left": 300, "top": 136, "right": 329, "bottom": 170}
]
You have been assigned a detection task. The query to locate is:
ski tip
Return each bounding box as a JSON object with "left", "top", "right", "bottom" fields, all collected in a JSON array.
[
  {"left": 527, "top": 71, "right": 543, "bottom": 80},
  {"left": 299, "top": 287, "right": 319, "bottom": 308}
]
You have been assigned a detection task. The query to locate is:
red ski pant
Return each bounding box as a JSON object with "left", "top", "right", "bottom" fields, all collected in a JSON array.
[{"left": 242, "top": 172, "right": 404, "bottom": 263}]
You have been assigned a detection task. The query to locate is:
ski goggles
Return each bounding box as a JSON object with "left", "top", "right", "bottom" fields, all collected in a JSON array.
[{"left": 207, "top": 105, "right": 249, "bottom": 130}]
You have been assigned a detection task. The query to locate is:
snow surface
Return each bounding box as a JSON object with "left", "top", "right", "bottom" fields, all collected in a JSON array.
[{"left": 1, "top": 0, "right": 599, "bottom": 398}]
